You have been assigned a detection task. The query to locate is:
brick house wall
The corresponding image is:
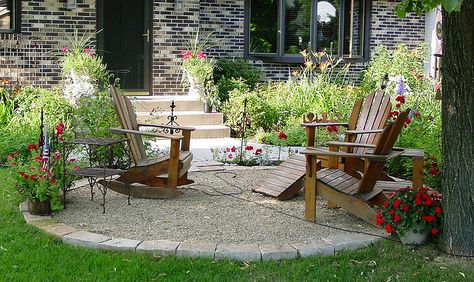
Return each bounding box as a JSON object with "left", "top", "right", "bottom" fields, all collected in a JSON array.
[{"left": 0, "top": 0, "right": 425, "bottom": 94}]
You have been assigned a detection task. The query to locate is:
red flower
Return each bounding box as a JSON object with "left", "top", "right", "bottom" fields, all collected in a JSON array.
[
  {"left": 402, "top": 204, "right": 410, "bottom": 212},
  {"left": 326, "top": 125, "right": 338, "bottom": 133},
  {"left": 393, "top": 215, "right": 401, "bottom": 222},
  {"left": 424, "top": 198, "right": 433, "bottom": 206},
  {"left": 395, "top": 95, "right": 406, "bottom": 104},
  {"left": 383, "top": 201, "right": 389, "bottom": 208},
  {"left": 56, "top": 122, "right": 65, "bottom": 135},
  {"left": 83, "top": 48, "right": 91, "bottom": 53},
  {"left": 13, "top": 151, "right": 19, "bottom": 157},
  {"left": 393, "top": 198, "right": 402, "bottom": 208},
  {"left": 431, "top": 227, "right": 439, "bottom": 235},
  {"left": 255, "top": 148, "right": 263, "bottom": 155},
  {"left": 414, "top": 112, "right": 421, "bottom": 117},
  {"left": 6, "top": 155, "right": 12, "bottom": 161},
  {"left": 278, "top": 131, "right": 288, "bottom": 140},
  {"left": 54, "top": 151, "right": 61, "bottom": 161},
  {"left": 389, "top": 209, "right": 395, "bottom": 215},
  {"left": 434, "top": 207, "right": 442, "bottom": 214},
  {"left": 50, "top": 179, "right": 56, "bottom": 184},
  {"left": 388, "top": 111, "right": 399, "bottom": 118},
  {"left": 415, "top": 196, "right": 423, "bottom": 206},
  {"left": 429, "top": 168, "right": 440, "bottom": 175},
  {"left": 231, "top": 146, "right": 236, "bottom": 153},
  {"left": 30, "top": 174, "right": 38, "bottom": 181},
  {"left": 227, "top": 154, "right": 233, "bottom": 159},
  {"left": 245, "top": 145, "right": 254, "bottom": 151},
  {"left": 422, "top": 215, "right": 436, "bottom": 222},
  {"left": 405, "top": 117, "right": 412, "bottom": 124},
  {"left": 27, "top": 144, "right": 35, "bottom": 150},
  {"left": 396, "top": 103, "right": 401, "bottom": 108},
  {"left": 74, "top": 165, "right": 81, "bottom": 170},
  {"left": 61, "top": 47, "right": 69, "bottom": 52},
  {"left": 385, "top": 224, "right": 394, "bottom": 233},
  {"left": 427, "top": 116, "right": 434, "bottom": 121}
]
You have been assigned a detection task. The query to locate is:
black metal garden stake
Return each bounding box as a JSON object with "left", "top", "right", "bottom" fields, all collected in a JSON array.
[{"left": 166, "top": 100, "right": 179, "bottom": 134}]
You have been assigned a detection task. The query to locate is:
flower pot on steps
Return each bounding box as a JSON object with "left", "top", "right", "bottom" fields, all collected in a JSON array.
[{"left": 399, "top": 224, "right": 430, "bottom": 245}]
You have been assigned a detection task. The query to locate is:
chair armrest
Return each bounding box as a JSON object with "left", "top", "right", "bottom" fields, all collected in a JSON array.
[
  {"left": 301, "top": 122, "right": 349, "bottom": 128},
  {"left": 301, "top": 147, "right": 389, "bottom": 161},
  {"left": 326, "top": 141, "right": 376, "bottom": 149},
  {"left": 345, "top": 129, "right": 384, "bottom": 135},
  {"left": 110, "top": 128, "right": 183, "bottom": 140},
  {"left": 138, "top": 123, "right": 196, "bottom": 131}
]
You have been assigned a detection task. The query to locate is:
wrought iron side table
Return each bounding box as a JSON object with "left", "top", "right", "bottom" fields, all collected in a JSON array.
[{"left": 62, "top": 137, "right": 128, "bottom": 213}]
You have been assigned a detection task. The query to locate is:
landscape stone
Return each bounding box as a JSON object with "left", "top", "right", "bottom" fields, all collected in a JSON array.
[
  {"left": 292, "top": 240, "right": 335, "bottom": 257},
  {"left": 62, "top": 231, "right": 110, "bottom": 248},
  {"left": 176, "top": 242, "right": 217, "bottom": 259},
  {"left": 259, "top": 244, "right": 298, "bottom": 261},
  {"left": 323, "top": 233, "right": 379, "bottom": 252},
  {"left": 22, "top": 212, "right": 52, "bottom": 223},
  {"left": 40, "top": 223, "right": 77, "bottom": 237},
  {"left": 137, "top": 240, "right": 181, "bottom": 256},
  {"left": 215, "top": 243, "right": 261, "bottom": 261},
  {"left": 98, "top": 238, "right": 142, "bottom": 251},
  {"left": 19, "top": 201, "right": 29, "bottom": 212}
]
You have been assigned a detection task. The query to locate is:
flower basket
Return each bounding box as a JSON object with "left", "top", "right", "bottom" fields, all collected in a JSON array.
[
  {"left": 377, "top": 186, "right": 443, "bottom": 245},
  {"left": 28, "top": 198, "right": 52, "bottom": 215}
]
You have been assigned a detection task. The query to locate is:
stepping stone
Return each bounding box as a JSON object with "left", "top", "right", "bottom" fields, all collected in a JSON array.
[{"left": 41, "top": 223, "right": 77, "bottom": 237}]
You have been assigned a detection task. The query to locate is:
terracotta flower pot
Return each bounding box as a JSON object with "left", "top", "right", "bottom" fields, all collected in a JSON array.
[{"left": 27, "top": 198, "right": 52, "bottom": 216}]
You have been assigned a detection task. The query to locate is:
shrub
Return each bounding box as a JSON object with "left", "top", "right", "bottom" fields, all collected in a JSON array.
[{"left": 213, "top": 58, "right": 262, "bottom": 103}]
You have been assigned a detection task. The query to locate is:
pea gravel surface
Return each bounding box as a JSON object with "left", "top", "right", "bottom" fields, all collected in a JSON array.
[{"left": 53, "top": 169, "right": 383, "bottom": 244}]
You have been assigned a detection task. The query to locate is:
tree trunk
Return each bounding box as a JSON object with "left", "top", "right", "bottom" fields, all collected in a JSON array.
[{"left": 441, "top": 2, "right": 474, "bottom": 256}]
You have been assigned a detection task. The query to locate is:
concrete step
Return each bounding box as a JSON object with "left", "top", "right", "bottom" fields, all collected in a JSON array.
[
  {"left": 129, "top": 97, "right": 204, "bottom": 112},
  {"left": 192, "top": 125, "right": 231, "bottom": 139},
  {"left": 136, "top": 111, "right": 223, "bottom": 126}
]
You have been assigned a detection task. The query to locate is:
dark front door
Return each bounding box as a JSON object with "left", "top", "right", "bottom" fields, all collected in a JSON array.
[{"left": 97, "top": 0, "right": 151, "bottom": 94}]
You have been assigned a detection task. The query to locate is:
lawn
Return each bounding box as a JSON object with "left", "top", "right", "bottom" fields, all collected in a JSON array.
[{"left": 0, "top": 169, "right": 472, "bottom": 281}]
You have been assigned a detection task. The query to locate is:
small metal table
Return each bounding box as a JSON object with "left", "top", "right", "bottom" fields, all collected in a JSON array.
[{"left": 62, "top": 137, "right": 128, "bottom": 213}]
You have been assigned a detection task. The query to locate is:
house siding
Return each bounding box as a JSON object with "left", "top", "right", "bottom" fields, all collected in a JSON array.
[{"left": 0, "top": 0, "right": 425, "bottom": 94}]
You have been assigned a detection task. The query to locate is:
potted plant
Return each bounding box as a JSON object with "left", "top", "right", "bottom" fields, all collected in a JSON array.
[
  {"left": 6, "top": 123, "right": 79, "bottom": 215},
  {"left": 377, "top": 186, "right": 443, "bottom": 245},
  {"left": 179, "top": 31, "right": 215, "bottom": 102}
]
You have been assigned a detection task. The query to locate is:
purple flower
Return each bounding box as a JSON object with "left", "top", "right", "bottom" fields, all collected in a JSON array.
[{"left": 396, "top": 79, "right": 407, "bottom": 95}]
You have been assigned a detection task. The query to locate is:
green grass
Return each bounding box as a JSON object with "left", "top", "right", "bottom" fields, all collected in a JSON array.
[{"left": 0, "top": 169, "right": 472, "bottom": 281}]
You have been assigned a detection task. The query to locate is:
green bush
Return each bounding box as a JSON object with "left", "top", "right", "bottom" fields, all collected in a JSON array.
[
  {"left": 362, "top": 44, "right": 442, "bottom": 189},
  {"left": 213, "top": 58, "right": 262, "bottom": 103}
]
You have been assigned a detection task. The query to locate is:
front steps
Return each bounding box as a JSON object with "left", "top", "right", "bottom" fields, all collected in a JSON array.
[{"left": 129, "top": 96, "right": 231, "bottom": 139}]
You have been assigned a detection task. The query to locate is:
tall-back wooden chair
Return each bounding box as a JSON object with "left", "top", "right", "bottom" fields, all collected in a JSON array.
[
  {"left": 107, "top": 85, "right": 195, "bottom": 198},
  {"left": 302, "top": 109, "right": 411, "bottom": 225}
]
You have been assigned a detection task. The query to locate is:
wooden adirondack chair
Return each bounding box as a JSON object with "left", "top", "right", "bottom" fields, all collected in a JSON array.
[
  {"left": 253, "top": 88, "right": 397, "bottom": 200},
  {"left": 106, "top": 85, "right": 196, "bottom": 199},
  {"left": 301, "top": 109, "right": 412, "bottom": 225}
]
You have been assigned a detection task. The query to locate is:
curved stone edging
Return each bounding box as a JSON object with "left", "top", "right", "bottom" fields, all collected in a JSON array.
[{"left": 20, "top": 200, "right": 384, "bottom": 261}]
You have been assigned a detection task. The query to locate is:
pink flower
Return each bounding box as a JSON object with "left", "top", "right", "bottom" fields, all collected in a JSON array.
[
  {"left": 255, "top": 148, "right": 263, "bottom": 155},
  {"left": 228, "top": 154, "right": 233, "bottom": 159},
  {"left": 245, "top": 145, "right": 254, "bottom": 151},
  {"left": 61, "top": 47, "right": 69, "bottom": 52},
  {"left": 231, "top": 146, "right": 236, "bottom": 152},
  {"left": 6, "top": 155, "right": 12, "bottom": 162},
  {"left": 13, "top": 151, "right": 19, "bottom": 157},
  {"left": 54, "top": 151, "right": 61, "bottom": 161},
  {"left": 197, "top": 51, "right": 207, "bottom": 59},
  {"left": 180, "top": 50, "right": 192, "bottom": 60},
  {"left": 83, "top": 48, "right": 91, "bottom": 53}
]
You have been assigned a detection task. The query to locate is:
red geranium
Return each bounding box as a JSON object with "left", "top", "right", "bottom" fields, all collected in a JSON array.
[
  {"left": 278, "top": 131, "right": 288, "bottom": 140},
  {"left": 378, "top": 186, "right": 443, "bottom": 238}
]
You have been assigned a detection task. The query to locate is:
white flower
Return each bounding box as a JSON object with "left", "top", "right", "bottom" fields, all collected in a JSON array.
[{"left": 63, "top": 70, "right": 95, "bottom": 106}]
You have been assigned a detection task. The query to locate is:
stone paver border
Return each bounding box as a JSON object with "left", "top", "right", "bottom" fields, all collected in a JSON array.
[
  {"left": 20, "top": 200, "right": 384, "bottom": 261},
  {"left": 19, "top": 164, "right": 386, "bottom": 261}
]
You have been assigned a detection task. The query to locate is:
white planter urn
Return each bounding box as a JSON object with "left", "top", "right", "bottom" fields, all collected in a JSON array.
[
  {"left": 399, "top": 224, "right": 430, "bottom": 245},
  {"left": 185, "top": 71, "right": 204, "bottom": 101}
]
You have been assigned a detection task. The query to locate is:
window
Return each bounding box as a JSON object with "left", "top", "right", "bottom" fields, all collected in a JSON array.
[
  {"left": 0, "top": 0, "right": 20, "bottom": 33},
  {"left": 244, "top": 0, "right": 369, "bottom": 62}
]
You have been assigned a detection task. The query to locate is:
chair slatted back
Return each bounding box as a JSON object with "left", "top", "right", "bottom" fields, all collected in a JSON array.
[
  {"left": 349, "top": 89, "right": 391, "bottom": 154},
  {"left": 109, "top": 86, "right": 147, "bottom": 163},
  {"left": 356, "top": 109, "right": 410, "bottom": 194}
]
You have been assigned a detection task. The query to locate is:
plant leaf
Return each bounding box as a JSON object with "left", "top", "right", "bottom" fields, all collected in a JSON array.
[{"left": 442, "top": 0, "right": 463, "bottom": 12}]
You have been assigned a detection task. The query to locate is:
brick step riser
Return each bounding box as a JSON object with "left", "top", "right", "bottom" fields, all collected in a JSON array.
[
  {"left": 131, "top": 100, "right": 204, "bottom": 112},
  {"left": 136, "top": 113, "right": 224, "bottom": 126}
]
